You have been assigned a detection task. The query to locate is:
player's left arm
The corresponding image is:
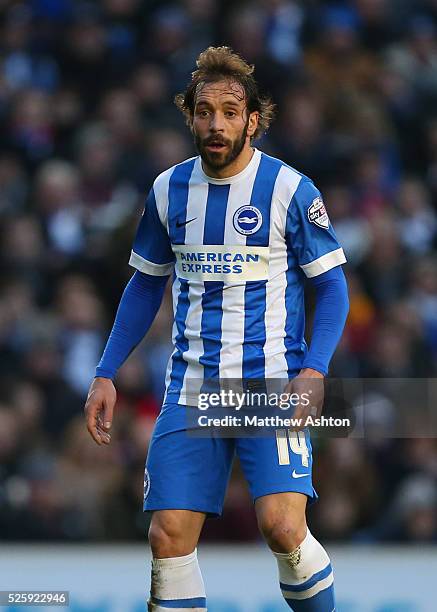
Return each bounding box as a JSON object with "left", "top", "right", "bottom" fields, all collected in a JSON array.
[
  {"left": 302, "top": 265, "right": 349, "bottom": 376},
  {"left": 286, "top": 266, "right": 349, "bottom": 429},
  {"left": 285, "top": 179, "right": 349, "bottom": 427}
]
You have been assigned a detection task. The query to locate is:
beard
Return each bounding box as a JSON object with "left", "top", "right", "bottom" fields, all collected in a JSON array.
[{"left": 194, "top": 119, "right": 249, "bottom": 171}]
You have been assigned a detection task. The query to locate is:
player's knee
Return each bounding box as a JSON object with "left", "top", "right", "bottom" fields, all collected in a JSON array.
[
  {"left": 259, "top": 515, "right": 307, "bottom": 553},
  {"left": 148, "top": 522, "right": 183, "bottom": 557},
  {"left": 148, "top": 515, "right": 192, "bottom": 558}
]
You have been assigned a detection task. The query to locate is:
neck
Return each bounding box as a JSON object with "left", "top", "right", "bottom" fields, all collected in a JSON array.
[{"left": 201, "top": 144, "right": 254, "bottom": 179}]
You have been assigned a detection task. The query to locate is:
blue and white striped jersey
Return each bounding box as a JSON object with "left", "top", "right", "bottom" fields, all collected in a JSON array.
[{"left": 130, "top": 149, "right": 346, "bottom": 405}]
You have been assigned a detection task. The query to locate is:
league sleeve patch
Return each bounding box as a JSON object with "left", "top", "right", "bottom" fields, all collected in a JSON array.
[
  {"left": 144, "top": 468, "right": 150, "bottom": 501},
  {"left": 307, "top": 196, "right": 330, "bottom": 230}
]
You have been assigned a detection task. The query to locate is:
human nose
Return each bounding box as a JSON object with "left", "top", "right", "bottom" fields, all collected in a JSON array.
[{"left": 209, "top": 111, "right": 225, "bottom": 132}]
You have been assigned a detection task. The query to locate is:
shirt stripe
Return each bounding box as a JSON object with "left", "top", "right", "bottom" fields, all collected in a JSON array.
[
  {"left": 177, "top": 175, "right": 209, "bottom": 403},
  {"left": 167, "top": 278, "right": 190, "bottom": 403},
  {"left": 165, "top": 160, "right": 196, "bottom": 402},
  {"left": 242, "top": 154, "right": 282, "bottom": 379},
  {"left": 263, "top": 164, "right": 300, "bottom": 378},
  {"left": 198, "top": 184, "right": 230, "bottom": 380},
  {"left": 218, "top": 175, "right": 256, "bottom": 380},
  {"left": 168, "top": 159, "right": 196, "bottom": 245}
]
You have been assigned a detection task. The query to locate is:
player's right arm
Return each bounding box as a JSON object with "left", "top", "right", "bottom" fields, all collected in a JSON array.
[
  {"left": 85, "top": 186, "right": 175, "bottom": 445},
  {"left": 85, "top": 271, "right": 169, "bottom": 444}
]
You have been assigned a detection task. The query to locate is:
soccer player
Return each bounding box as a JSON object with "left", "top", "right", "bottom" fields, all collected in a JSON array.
[{"left": 84, "top": 47, "right": 349, "bottom": 611}]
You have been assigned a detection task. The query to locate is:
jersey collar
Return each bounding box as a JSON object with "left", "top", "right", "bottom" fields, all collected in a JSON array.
[{"left": 195, "top": 148, "right": 261, "bottom": 185}]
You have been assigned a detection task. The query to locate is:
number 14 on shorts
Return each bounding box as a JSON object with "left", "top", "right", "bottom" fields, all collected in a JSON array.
[{"left": 276, "top": 429, "right": 310, "bottom": 468}]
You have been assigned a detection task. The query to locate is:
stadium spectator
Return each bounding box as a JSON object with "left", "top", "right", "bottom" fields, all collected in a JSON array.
[{"left": 1, "top": 0, "right": 436, "bottom": 543}]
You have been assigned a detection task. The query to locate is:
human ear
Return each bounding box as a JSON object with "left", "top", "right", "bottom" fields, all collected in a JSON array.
[{"left": 247, "top": 111, "right": 259, "bottom": 137}]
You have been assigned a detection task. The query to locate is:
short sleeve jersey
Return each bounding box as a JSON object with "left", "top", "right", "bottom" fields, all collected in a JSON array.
[{"left": 130, "top": 149, "right": 346, "bottom": 405}]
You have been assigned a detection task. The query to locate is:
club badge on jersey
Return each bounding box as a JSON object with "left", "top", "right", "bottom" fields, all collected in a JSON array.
[{"left": 233, "top": 205, "right": 263, "bottom": 235}]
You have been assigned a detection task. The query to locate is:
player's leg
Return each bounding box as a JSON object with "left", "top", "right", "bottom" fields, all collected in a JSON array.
[
  {"left": 255, "top": 490, "right": 307, "bottom": 553},
  {"left": 145, "top": 403, "right": 235, "bottom": 611},
  {"left": 148, "top": 510, "right": 207, "bottom": 611},
  {"left": 256, "top": 492, "right": 335, "bottom": 611},
  {"left": 237, "top": 430, "right": 336, "bottom": 611},
  {"left": 149, "top": 509, "right": 205, "bottom": 558}
]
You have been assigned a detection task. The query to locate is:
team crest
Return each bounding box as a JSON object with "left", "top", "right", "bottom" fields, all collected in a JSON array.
[
  {"left": 308, "top": 197, "right": 329, "bottom": 230},
  {"left": 144, "top": 468, "right": 150, "bottom": 501},
  {"left": 233, "top": 205, "right": 262, "bottom": 235}
]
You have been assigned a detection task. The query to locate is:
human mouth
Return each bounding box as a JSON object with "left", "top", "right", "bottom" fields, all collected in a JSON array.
[{"left": 205, "top": 140, "right": 227, "bottom": 152}]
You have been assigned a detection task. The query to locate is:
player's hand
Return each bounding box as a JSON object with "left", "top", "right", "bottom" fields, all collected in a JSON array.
[
  {"left": 284, "top": 368, "right": 324, "bottom": 432},
  {"left": 84, "top": 377, "right": 117, "bottom": 445}
]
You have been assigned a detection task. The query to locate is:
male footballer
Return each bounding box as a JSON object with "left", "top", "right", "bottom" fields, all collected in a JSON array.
[{"left": 85, "top": 47, "right": 349, "bottom": 611}]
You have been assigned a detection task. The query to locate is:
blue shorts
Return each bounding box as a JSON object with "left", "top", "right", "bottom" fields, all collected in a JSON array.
[{"left": 144, "top": 403, "right": 317, "bottom": 516}]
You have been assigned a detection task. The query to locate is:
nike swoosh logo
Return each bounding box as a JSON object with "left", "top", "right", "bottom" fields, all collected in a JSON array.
[
  {"left": 176, "top": 217, "right": 197, "bottom": 228},
  {"left": 292, "top": 470, "right": 310, "bottom": 479}
]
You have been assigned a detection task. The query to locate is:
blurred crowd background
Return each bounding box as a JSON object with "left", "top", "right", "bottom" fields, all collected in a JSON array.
[{"left": 0, "top": 0, "right": 437, "bottom": 544}]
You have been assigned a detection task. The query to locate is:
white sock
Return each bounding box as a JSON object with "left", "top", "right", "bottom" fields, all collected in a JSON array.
[
  {"left": 148, "top": 548, "right": 206, "bottom": 611},
  {"left": 273, "top": 529, "right": 335, "bottom": 611}
]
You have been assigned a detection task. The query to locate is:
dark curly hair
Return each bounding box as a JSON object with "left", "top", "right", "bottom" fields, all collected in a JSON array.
[{"left": 175, "top": 46, "right": 276, "bottom": 140}]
